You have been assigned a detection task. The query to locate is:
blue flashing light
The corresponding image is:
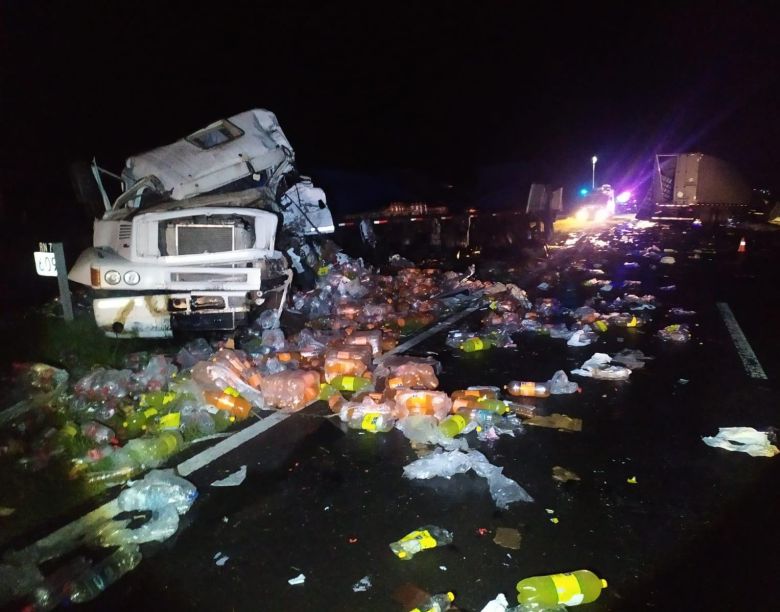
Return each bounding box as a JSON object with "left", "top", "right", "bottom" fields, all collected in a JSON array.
[{"left": 579, "top": 188, "right": 589, "bottom": 196}]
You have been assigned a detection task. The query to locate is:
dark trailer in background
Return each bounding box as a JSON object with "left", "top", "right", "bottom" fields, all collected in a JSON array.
[{"left": 649, "top": 152, "right": 751, "bottom": 223}]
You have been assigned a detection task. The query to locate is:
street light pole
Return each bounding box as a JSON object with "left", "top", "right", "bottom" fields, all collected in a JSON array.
[{"left": 591, "top": 155, "right": 598, "bottom": 189}]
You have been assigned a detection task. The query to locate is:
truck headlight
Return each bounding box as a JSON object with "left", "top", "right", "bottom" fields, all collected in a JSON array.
[
  {"left": 104, "top": 270, "right": 121, "bottom": 285},
  {"left": 123, "top": 270, "right": 141, "bottom": 285},
  {"left": 575, "top": 208, "right": 589, "bottom": 222},
  {"left": 595, "top": 208, "right": 609, "bottom": 222}
]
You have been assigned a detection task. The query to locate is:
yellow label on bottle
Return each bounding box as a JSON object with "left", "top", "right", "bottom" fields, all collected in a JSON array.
[
  {"left": 361, "top": 413, "right": 380, "bottom": 432},
  {"left": 399, "top": 529, "right": 436, "bottom": 550},
  {"left": 594, "top": 320, "right": 608, "bottom": 332},
  {"left": 340, "top": 377, "right": 356, "bottom": 391},
  {"left": 551, "top": 573, "right": 584, "bottom": 606},
  {"left": 666, "top": 324, "right": 680, "bottom": 332},
  {"left": 224, "top": 387, "right": 240, "bottom": 397},
  {"left": 143, "top": 408, "right": 158, "bottom": 418},
  {"left": 317, "top": 265, "right": 330, "bottom": 276},
  {"left": 159, "top": 412, "right": 181, "bottom": 429},
  {"left": 627, "top": 315, "right": 638, "bottom": 327}
]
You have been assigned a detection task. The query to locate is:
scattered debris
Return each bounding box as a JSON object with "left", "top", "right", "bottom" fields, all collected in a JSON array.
[
  {"left": 571, "top": 353, "right": 631, "bottom": 380},
  {"left": 627, "top": 476, "right": 638, "bottom": 484},
  {"left": 480, "top": 593, "right": 511, "bottom": 612},
  {"left": 390, "top": 525, "right": 453, "bottom": 560},
  {"left": 210, "top": 465, "right": 247, "bottom": 487},
  {"left": 288, "top": 573, "right": 306, "bottom": 586},
  {"left": 214, "top": 553, "right": 229, "bottom": 567},
  {"left": 552, "top": 466, "right": 581, "bottom": 482},
  {"left": 493, "top": 527, "right": 522, "bottom": 550},
  {"left": 352, "top": 575, "right": 372, "bottom": 592},
  {"left": 525, "top": 414, "right": 583, "bottom": 432},
  {"left": 702, "top": 427, "right": 779, "bottom": 457},
  {"left": 403, "top": 449, "right": 534, "bottom": 507}
]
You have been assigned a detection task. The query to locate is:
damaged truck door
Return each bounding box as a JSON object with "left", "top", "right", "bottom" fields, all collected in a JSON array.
[{"left": 68, "top": 109, "right": 334, "bottom": 337}]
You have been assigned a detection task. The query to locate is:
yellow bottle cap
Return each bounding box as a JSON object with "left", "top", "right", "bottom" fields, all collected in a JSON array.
[
  {"left": 397, "top": 551, "right": 407, "bottom": 558},
  {"left": 601, "top": 579, "right": 608, "bottom": 588},
  {"left": 446, "top": 592, "right": 455, "bottom": 601}
]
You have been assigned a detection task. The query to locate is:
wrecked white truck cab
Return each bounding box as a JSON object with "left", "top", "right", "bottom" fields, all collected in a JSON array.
[{"left": 69, "top": 109, "right": 334, "bottom": 337}]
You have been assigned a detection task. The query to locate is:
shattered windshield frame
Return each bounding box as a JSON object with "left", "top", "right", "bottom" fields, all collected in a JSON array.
[{"left": 186, "top": 119, "right": 244, "bottom": 149}]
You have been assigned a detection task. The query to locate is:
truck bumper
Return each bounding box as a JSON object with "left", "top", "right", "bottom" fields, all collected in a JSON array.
[{"left": 93, "top": 291, "right": 251, "bottom": 338}]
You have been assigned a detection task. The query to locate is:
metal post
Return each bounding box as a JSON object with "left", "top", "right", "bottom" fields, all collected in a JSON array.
[{"left": 52, "top": 242, "right": 74, "bottom": 321}]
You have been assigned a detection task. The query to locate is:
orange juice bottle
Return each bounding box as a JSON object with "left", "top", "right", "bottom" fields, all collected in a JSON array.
[
  {"left": 204, "top": 388, "right": 251, "bottom": 420},
  {"left": 505, "top": 380, "right": 550, "bottom": 398}
]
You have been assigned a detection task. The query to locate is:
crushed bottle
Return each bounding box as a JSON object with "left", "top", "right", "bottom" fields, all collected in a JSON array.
[
  {"left": 390, "top": 525, "right": 453, "bottom": 560},
  {"left": 66, "top": 545, "right": 142, "bottom": 603}
]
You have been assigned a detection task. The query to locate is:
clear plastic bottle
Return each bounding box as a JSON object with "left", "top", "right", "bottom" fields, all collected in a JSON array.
[
  {"left": 67, "top": 545, "right": 142, "bottom": 603},
  {"left": 410, "top": 591, "right": 455, "bottom": 612},
  {"left": 455, "top": 407, "right": 503, "bottom": 428},
  {"left": 505, "top": 381, "right": 550, "bottom": 398},
  {"left": 390, "top": 525, "right": 453, "bottom": 560},
  {"left": 516, "top": 569, "right": 607, "bottom": 607},
  {"left": 347, "top": 412, "right": 395, "bottom": 433}
]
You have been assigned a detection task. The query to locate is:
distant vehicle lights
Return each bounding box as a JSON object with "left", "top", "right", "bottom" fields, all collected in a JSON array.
[{"left": 616, "top": 190, "right": 632, "bottom": 204}]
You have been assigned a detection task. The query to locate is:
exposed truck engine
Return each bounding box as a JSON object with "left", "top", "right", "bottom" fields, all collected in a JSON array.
[{"left": 68, "top": 109, "right": 334, "bottom": 337}]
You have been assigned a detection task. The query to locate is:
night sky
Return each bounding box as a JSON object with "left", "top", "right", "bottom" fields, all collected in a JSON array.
[{"left": 2, "top": 1, "right": 778, "bottom": 221}]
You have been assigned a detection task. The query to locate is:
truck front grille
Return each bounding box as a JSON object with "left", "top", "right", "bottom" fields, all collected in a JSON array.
[{"left": 176, "top": 225, "right": 234, "bottom": 255}]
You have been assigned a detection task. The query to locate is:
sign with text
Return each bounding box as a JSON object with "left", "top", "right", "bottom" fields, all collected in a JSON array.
[{"left": 34, "top": 251, "right": 58, "bottom": 276}]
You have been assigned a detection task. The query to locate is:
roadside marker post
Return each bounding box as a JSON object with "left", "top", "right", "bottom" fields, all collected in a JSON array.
[{"left": 34, "top": 241, "right": 74, "bottom": 322}]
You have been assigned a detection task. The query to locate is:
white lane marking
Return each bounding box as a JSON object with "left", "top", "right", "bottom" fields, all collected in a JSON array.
[
  {"left": 177, "top": 411, "right": 290, "bottom": 476},
  {"left": 717, "top": 302, "right": 768, "bottom": 379}
]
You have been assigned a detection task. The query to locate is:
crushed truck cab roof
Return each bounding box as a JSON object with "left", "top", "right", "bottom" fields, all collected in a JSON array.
[{"left": 123, "top": 109, "right": 294, "bottom": 201}]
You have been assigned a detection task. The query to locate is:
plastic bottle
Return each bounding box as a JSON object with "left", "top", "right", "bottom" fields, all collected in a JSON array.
[
  {"left": 455, "top": 407, "right": 503, "bottom": 429},
  {"left": 451, "top": 388, "right": 498, "bottom": 400},
  {"left": 438, "top": 414, "right": 467, "bottom": 437},
  {"left": 67, "top": 545, "right": 142, "bottom": 603},
  {"left": 24, "top": 556, "right": 91, "bottom": 611},
  {"left": 124, "top": 431, "right": 183, "bottom": 467},
  {"left": 475, "top": 397, "right": 511, "bottom": 415},
  {"left": 203, "top": 389, "right": 252, "bottom": 420},
  {"left": 211, "top": 408, "right": 236, "bottom": 432},
  {"left": 348, "top": 412, "right": 395, "bottom": 433},
  {"left": 459, "top": 337, "right": 495, "bottom": 352},
  {"left": 180, "top": 407, "right": 216, "bottom": 441},
  {"left": 329, "top": 375, "right": 372, "bottom": 394},
  {"left": 390, "top": 525, "right": 453, "bottom": 560},
  {"left": 410, "top": 591, "right": 455, "bottom": 612},
  {"left": 505, "top": 381, "right": 550, "bottom": 398},
  {"left": 516, "top": 570, "right": 607, "bottom": 607},
  {"left": 119, "top": 409, "right": 148, "bottom": 439},
  {"left": 81, "top": 421, "right": 116, "bottom": 445}
]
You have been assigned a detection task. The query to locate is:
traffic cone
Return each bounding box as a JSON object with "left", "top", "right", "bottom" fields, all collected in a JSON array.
[{"left": 737, "top": 237, "right": 747, "bottom": 253}]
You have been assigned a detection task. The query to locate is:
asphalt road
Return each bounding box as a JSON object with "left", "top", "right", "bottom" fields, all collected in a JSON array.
[{"left": 9, "top": 219, "right": 780, "bottom": 611}]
